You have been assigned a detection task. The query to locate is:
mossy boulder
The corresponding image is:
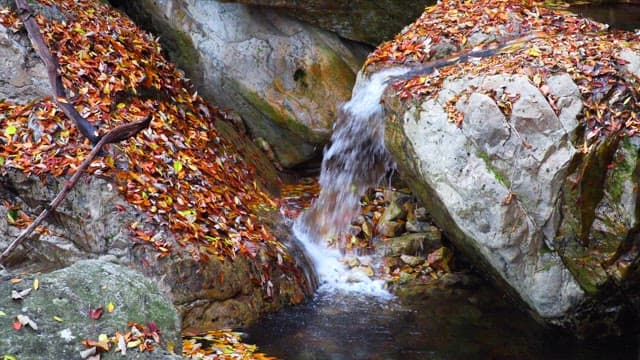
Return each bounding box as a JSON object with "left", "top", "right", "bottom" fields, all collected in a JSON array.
[{"left": 0, "top": 259, "right": 182, "bottom": 359}]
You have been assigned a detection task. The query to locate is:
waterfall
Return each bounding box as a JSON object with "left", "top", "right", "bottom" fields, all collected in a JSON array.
[{"left": 293, "top": 66, "right": 411, "bottom": 295}]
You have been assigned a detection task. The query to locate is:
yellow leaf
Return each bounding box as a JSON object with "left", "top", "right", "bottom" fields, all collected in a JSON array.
[
  {"left": 107, "top": 302, "right": 115, "bottom": 313},
  {"left": 53, "top": 316, "right": 63, "bottom": 322},
  {"left": 127, "top": 339, "right": 141, "bottom": 348},
  {"left": 173, "top": 160, "right": 183, "bottom": 173},
  {"left": 4, "top": 125, "right": 17, "bottom": 136},
  {"left": 33, "top": 278, "right": 39, "bottom": 290},
  {"left": 527, "top": 48, "right": 541, "bottom": 57}
]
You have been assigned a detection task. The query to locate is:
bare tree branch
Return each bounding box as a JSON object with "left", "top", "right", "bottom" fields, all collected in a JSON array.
[
  {"left": 15, "top": 0, "right": 101, "bottom": 143},
  {"left": 0, "top": 116, "right": 151, "bottom": 265}
]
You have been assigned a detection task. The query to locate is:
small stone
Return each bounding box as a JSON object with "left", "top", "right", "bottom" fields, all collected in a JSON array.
[
  {"left": 398, "top": 271, "right": 415, "bottom": 285},
  {"left": 362, "top": 220, "right": 373, "bottom": 238},
  {"left": 358, "top": 265, "right": 375, "bottom": 277},
  {"left": 347, "top": 225, "right": 362, "bottom": 236},
  {"left": 380, "top": 199, "right": 407, "bottom": 223},
  {"left": 377, "top": 220, "right": 405, "bottom": 237},
  {"left": 376, "top": 233, "right": 441, "bottom": 257},
  {"left": 354, "top": 215, "right": 366, "bottom": 225},
  {"left": 400, "top": 254, "right": 426, "bottom": 266},
  {"left": 345, "top": 257, "right": 360, "bottom": 268},
  {"left": 427, "top": 247, "right": 453, "bottom": 272},
  {"left": 405, "top": 220, "right": 432, "bottom": 233},
  {"left": 414, "top": 207, "right": 428, "bottom": 221}
]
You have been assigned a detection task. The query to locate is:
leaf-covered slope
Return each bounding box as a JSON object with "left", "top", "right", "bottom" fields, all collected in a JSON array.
[{"left": 0, "top": 0, "right": 310, "bottom": 327}]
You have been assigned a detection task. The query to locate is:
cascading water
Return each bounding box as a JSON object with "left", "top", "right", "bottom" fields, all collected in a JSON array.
[{"left": 293, "top": 66, "right": 411, "bottom": 295}]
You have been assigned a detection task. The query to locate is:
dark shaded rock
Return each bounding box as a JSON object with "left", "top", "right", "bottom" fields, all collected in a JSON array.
[{"left": 220, "top": 0, "right": 435, "bottom": 45}]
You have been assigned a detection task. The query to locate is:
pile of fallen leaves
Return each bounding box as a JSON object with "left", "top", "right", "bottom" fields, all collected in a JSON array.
[
  {"left": 366, "top": 0, "right": 640, "bottom": 139},
  {"left": 183, "top": 330, "right": 275, "bottom": 360},
  {"left": 80, "top": 321, "right": 166, "bottom": 359},
  {"left": 0, "top": 0, "right": 299, "bottom": 270}
]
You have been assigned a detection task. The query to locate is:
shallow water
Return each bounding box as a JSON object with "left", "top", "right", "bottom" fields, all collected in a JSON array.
[
  {"left": 246, "top": 280, "right": 638, "bottom": 360},
  {"left": 568, "top": 4, "right": 640, "bottom": 31}
]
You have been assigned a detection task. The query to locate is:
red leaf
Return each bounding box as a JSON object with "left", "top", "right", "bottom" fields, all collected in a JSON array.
[
  {"left": 12, "top": 320, "right": 22, "bottom": 330},
  {"left": 89, "top": 307, "right": 103, "bottom": 320}
]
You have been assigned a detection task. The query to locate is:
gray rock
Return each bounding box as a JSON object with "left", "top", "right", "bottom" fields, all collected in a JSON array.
[
  {"left": 0, "top": 25, "right": 50, "bottom": 104},
  {"left": 400, "top": 254, "right": 425, "bottom": 266},
  {"left": 379, "top": 198, "right": 407, "bottom": 223},
  {"left": 385, "top": 44, "right": 640, "bottom": 335},
  {"left": 376, "top": 220, "right": 404, "bottom": 237},
  {"left": 405, "top": 220, "right": 433, "bottom": 233},
  {"left": 0, "top": 260, "right": 182, "bottom": 359},
  {"left": 116, "top": 0, "right": 368, "bottom": 167},
  {"left": 376, "top": 232, "right": 441, "bottom": 257}
]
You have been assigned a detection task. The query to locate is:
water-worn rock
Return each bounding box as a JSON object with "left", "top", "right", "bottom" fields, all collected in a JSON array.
[
  {"left": 385, "top": 47, "right": 640, "bottom": 336},
  {"left": 113, "top": 0, "right": 368, "bottom": 167},
  {"left": 219, "top": 0, "right": 435, "bottom": 45},
  {"left": 0, "top": 259, "right": 182, "bottom": 359},
  {"left": 376, "top": 232, "right": 442, "bottom": 257}
]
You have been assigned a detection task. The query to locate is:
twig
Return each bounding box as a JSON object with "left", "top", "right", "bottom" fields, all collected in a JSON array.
[
  {"left": 0, "top": 116, "right": 151, "bottom": 265},
  {"left": 15, "top": 0, "right": 100, "bottom": 143}
]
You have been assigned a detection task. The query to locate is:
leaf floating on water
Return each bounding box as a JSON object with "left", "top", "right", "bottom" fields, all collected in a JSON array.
[
  {"left": 33, "top": 278, "right": 39, "bottom": 290},
  {"left": 106, "top": 301, "right": 115, "bottom": 313}
]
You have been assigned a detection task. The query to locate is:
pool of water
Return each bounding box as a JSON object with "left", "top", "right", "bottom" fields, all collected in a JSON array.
[
  {"left": 568, "top": 4, "right": 640, "bottom": 30},
  {"left": 245, "top": 275, "right": 638, "bottom": 360}
]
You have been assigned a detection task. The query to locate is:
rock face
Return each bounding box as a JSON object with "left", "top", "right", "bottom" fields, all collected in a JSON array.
[
  {"left": 219, "top": 0, "right": 435, "bottom": 46},
  {"left": 386, "top": 68, "right": 640, "bottom": 335},
  {"left": 113, "top": 0, "right": 368, "bottom": 167},
  {"left": 0, "top": 259, "right": 182, "bottom": 359},
  {"left": 0, "top": 24, "right": 49, "bottom": 103},
  {"left": 388, "top": 73, "right": 586, "bottom": 319}
]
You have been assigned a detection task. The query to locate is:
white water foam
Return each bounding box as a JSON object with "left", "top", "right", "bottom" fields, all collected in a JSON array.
[{"left": 294, "top": 66, "right": 411, "bottom": 298}]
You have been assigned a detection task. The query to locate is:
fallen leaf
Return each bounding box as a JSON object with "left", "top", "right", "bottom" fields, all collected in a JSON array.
[
  {"left": 53, "top": 315, "right": 64, "bottom": 322},
  {"left": 106, "top": 302, "right": 115, "bottom": 313},
  {"left": 79, "top": 346, "right": 96, "bottom": 359},
  {"left": 8, "top": 278, "right": 22, "bottom": 284},
  {"left": 16, "top": 314, "right": 37, "bottom": 330},
  {"left": 88, "top": 307, "right": 103, "bottom": 320},
  {"left": 33, "top": 278, "right": 39, "bottom": 290},
  {"left": 11, "top": 288, "right": 32, "bottom": 300}
]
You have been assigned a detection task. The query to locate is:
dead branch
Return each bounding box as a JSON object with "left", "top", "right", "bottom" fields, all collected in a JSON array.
[
  {"left": 15, "top": 0, "right": 100, "bottom": 144},
  {"left": 0, "top": 116, "right": 151, "bottom": 266}
]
